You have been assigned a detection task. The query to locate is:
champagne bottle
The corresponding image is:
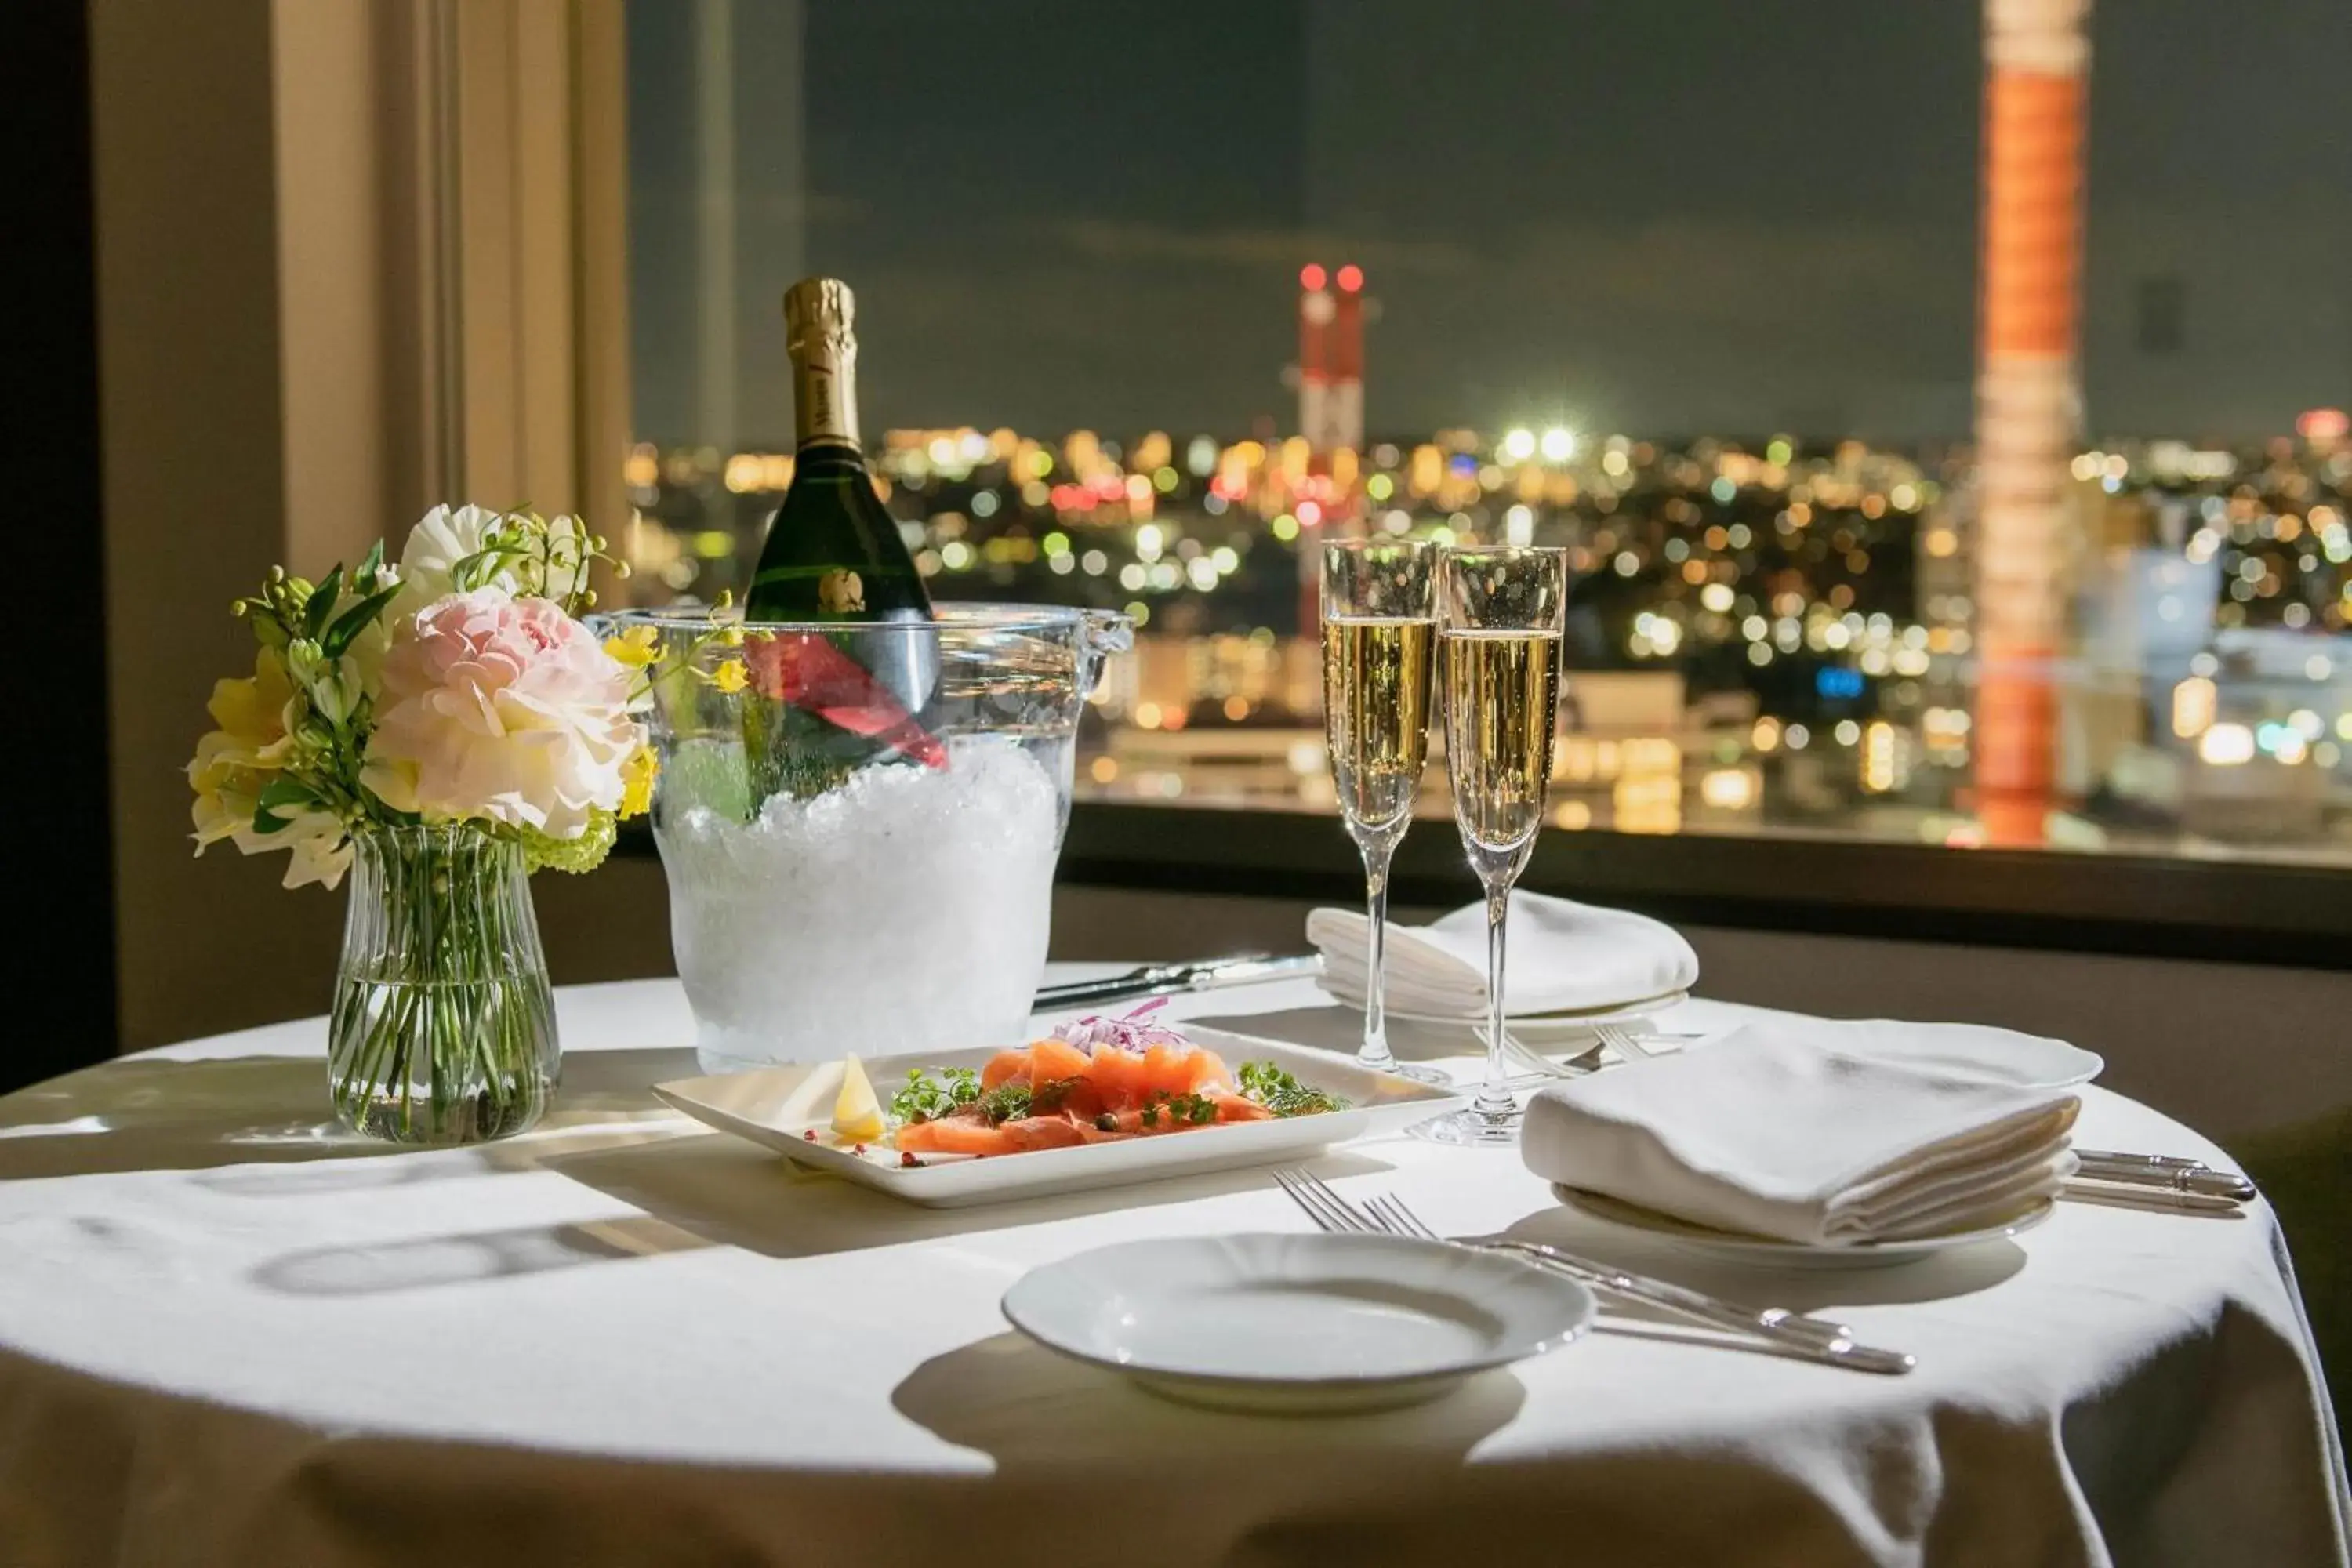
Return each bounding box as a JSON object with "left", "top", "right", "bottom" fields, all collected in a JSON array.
[
  {"left": 745, "top": 277, "right": 933, "bottom": 625},
  {"left": 741, "top": 278, "right": 938, "bottom": 800}
]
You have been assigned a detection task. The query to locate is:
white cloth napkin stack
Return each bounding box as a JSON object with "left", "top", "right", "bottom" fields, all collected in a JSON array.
[
  {"left": 1309, "top": 892, "right": 1699, "bottom": 1018},
  {"left": 1520, "top": 1018, "right": 2082, "bottom": 1246}
]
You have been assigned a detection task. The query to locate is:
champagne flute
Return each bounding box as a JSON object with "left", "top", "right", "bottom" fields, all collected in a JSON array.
[
  {"left": 1320, "top": 540, "right": 1448, "bottom": 1084},
  {"left": 1411, "top": 545, "right": 1567, "bottom": 1146}
]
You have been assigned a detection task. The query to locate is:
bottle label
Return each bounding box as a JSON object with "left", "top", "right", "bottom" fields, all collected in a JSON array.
[
  {"left": 795, "top": 358, "right": 859, "bottom": 450},
  {"left": 817, "top": 568, "right": 866, "bottom": 614}
]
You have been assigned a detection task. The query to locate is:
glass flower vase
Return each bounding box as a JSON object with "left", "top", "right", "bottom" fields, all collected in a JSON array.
[{"left": 328, "top": 823, "right": 559, "bottom": 1145}]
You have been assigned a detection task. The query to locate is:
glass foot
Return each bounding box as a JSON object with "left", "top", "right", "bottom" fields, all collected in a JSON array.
[
  {"left": 1360, "top": 1058, "right": 1454, "bottom": 1086},
  {"left": 1406, "top": 1105, "right": 1523, "bottom": 1146}
]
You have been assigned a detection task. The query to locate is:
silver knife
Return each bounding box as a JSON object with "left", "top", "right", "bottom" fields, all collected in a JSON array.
[
  {"left": 1031, "top": 953, "right": 1321, "bottom": 1014},
  {"left": 2074, "top": 1151, "right": 2256, "bottom": 1202},
  {"left": 2062, "top": 1180, "right": 2245, "bottom": 1215}
]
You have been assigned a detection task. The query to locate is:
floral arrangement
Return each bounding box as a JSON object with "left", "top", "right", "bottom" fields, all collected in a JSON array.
[
  {"left": 188, "top": 504, "right": 660, "bottom": 888},
  {"left": 187, "top": 504, "right": 709, "bottom": 1145}
]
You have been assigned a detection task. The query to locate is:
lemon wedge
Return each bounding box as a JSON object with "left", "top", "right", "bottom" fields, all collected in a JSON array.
[{"left": 831, "top": 1054, "right": 886, "bottom": 1144}]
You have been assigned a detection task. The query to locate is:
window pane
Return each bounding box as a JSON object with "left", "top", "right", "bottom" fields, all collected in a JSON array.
[{"left": 622, "top": 0, "right": 2352, "bottom": 866}]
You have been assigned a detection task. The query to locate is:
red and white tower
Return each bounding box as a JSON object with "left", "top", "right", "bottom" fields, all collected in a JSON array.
[
  {"left": 1972, "top": 0, "right": 2089, "bottom": 847},
  {"left": 1327, "top": 264, "right": 1365, "bottom": 454},
  {"left": 1298, "top": 265, "right": 1334, "bottom": 452},
  {"left": 1295, "top": 263, "right": 1365, "bottom": 458},
  {"left": 1295, "top": 264, "right": 1369, "bottom": 633}
]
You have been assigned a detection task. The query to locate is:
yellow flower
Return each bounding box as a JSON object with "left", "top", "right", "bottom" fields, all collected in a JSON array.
[
  {"left": 187, "top": 646, "right": 354, "bottom": 890},
  {"left": 711, "top": 659, "right": 750, "bottom": 695},
  {"left": 603, "top": 623, "right": 661, "bottom": 669},
  {"left": 188, "top": 647, "right": 299, "bottom": 850},
  {"left": 201, "top": 647, "right": 299, "bottom": 771},
  {"left": 619, "top": 742, "right": 658, "bottom": 818}
]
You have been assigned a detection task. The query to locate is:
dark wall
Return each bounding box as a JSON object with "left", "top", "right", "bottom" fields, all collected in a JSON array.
[{"left": 2, "top": 5, "right": 115, "bottom": 1092}]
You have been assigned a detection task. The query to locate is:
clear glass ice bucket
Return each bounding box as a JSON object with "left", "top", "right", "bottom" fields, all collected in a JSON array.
[{"left": 599, "top": 603, "right": 1130, "bottom": 1073}]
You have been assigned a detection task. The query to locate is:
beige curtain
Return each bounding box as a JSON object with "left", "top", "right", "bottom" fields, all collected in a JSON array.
[
  {"left": 92, "top": 0, "right": 636, "bottom": 1051},
  {"left": 273, "top": 0, "right": 631, "bottom": 575}
]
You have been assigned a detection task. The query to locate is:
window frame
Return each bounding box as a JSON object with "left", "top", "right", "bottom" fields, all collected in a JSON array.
[{"left": 1048, "top": 802, "right": 2352, "bottom": 969}]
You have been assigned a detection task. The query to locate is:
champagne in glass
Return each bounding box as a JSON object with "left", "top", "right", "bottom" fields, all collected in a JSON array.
[
  {"left": 1413, "top": 546, "right": 1568, "bottom": 1146},
  {"left": 1441, "top": 628, "right": 1563, "bottom": 875},
  {"left": 1323, "top": 615, "right": 1435, "bottom": 826},
  {"left": 1320, "top": 542, "right": 1447, "bottom": 1083}
]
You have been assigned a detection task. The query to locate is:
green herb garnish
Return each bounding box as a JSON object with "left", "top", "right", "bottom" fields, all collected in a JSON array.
[
  {"left": 975, "top": 1081, "right": 1034, "bottom": 1126},
  {"left": 1137, "top": 1089, "right": 1221, "bottom": 1128},
  {"left": 888, "top": 1066, "right": 980, "bottom": 1125},
  {"left": 1239, "top": 1060, "right": 1348, "bottom": 1118}
]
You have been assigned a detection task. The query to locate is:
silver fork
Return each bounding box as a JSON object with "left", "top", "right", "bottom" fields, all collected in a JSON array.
[
  {"left": 1273, "top": 1170, "right": 1915, "bottom": 1376},
  {"left": 1481, "top": 1026, "right": 1604, "bottom": 1086},
  {"left": 1592, "top": 1022, "right": 1657, "bottom": 1062},
  {"left": 1272, "top": 1168, "right": 1848, "bottom": 1346}
]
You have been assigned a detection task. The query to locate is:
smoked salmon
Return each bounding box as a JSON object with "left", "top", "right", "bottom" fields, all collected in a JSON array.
[{"left": 892, "top": 1004, "right": 1334, "bottom": 1160}]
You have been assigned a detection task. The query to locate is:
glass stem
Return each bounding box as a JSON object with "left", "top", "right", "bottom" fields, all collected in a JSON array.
[
  {"left": 1356, "top": 837, "right": 1398, "bottom": 1070},
  {"left": 1474, "top": 884, "right": 1515, "bottom": 1119}
]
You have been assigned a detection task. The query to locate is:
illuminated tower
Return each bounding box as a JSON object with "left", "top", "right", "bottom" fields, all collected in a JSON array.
[
  {"left": 1295, "top": 263, "right": 1364, "bottom": 459},
  {"left": 1298, "top": 265, "right": 1334, "bottom": 452},
  {"left": 1972, "top": 0, "right": 2089, "bottom": 847},
  {"left": 1328, "top": 264, "right": 1366, "bottom": 454}
]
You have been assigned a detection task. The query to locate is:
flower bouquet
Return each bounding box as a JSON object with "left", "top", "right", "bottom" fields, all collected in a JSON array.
[{"left": 189, "top": 506, "right": 661, "bottom": 1144}]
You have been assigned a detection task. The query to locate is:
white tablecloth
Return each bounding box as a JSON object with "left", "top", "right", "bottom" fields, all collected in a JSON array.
[{"left": 0, "top": 974, "right": 2343, "bottom": 1567}]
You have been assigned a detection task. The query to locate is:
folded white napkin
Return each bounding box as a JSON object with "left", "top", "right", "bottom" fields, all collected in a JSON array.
[
  {"left": 1309, "top": 892, "right": 1699, "bottom": 1018},
  {"left": 1520, "top": 1018, "right": 2082, "bottom": 1246}
]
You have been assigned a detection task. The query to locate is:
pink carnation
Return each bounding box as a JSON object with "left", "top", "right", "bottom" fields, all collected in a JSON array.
[{"left": 364, "top": 589, "right": 641, "bottom": 838}]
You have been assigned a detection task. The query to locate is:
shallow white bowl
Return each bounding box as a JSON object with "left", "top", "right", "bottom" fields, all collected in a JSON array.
[{"left": 1001, "top": 1232, "right": 1597, "bottom": 1414}]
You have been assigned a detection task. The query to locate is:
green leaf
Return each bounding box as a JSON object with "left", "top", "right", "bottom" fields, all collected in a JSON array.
[
  {"left": 321, "top": 584, "right": 400, "bottom": 657},
  {"left": 303, "top": 565, "right": 344, "bottom": 641},
  {"left": 251, "top": 777, "right": 318, "bottom": 835},
  {"left": 356, "top": 538, "right": 386, "bottom": 592}
]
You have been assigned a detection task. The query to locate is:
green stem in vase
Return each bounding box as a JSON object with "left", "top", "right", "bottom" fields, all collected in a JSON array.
[{"left": 328, "top": 823, "right": 557, "bottom": 1145}]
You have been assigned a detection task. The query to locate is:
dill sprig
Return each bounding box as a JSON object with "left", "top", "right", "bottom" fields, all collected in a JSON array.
[
  {"left": 1238, "top": 1060, "right": 1348, "bottom": 1118},
  {"left": 975, "top": 1081, "right": 1034, "bottom": 1125},
  {"left": 888, "top": 1066, "right": 979, "bottom": 1124}
]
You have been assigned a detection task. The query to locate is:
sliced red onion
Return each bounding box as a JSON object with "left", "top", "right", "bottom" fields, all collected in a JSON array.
[{"left": 1051, "top": 997, "right": 1189, "bottom": 1055}]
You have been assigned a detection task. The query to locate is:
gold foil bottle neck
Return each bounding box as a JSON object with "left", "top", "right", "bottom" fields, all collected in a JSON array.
[
  {"left": 784, "top": 277, "right": 856, "bottom": 358},
  {"left": 782, "top": 277, "right": 859, "bottom": 448}
]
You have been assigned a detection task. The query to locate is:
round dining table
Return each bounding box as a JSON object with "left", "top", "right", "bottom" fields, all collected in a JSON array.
[{"left": 1, "top": 971, "right": 2344, "bottom": 1567}]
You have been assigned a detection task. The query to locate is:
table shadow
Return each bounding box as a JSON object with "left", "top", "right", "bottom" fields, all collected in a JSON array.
[
  {"left": 543, "top": 1135, "right": 1392, "bottom": 1261},
  {"left": 891, "top": 1333, "right": 1911, "bottom": 1564},
  {"left": 893, "top": 1327, "right": 1526, "bottom": 1470},
  {"left": 249, "top": 1213, "right": 712, "bottom": 1298},
  {"left": 0, "top": 1047, "right": 702, "bottom": 1183},
  {"left": 1185, "top": 1006, "right": 1475, "bottom": 1068}
]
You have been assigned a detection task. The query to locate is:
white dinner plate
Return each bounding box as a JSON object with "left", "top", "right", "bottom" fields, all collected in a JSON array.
[
  {"left": 1798, "top": 1022, "right": 2103, "bottom": 1091},
  {"left": 1001, "top": 1232, "right": 1597, "bottom": 1414},
  {"left": 652, "top": 1029, "right": 1462, "bottom": 1208},
  {"left": 1349, "top": 989, "right": 1693, "bottom": 1036},
  {"left": 1552, "top": 1184, "right": 2056, "bottom": 1270}
]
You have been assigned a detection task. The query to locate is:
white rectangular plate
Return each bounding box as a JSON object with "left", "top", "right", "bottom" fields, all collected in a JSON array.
[{"left": 652, "top": 1028, "right": 1464, "bottom": 1207}]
